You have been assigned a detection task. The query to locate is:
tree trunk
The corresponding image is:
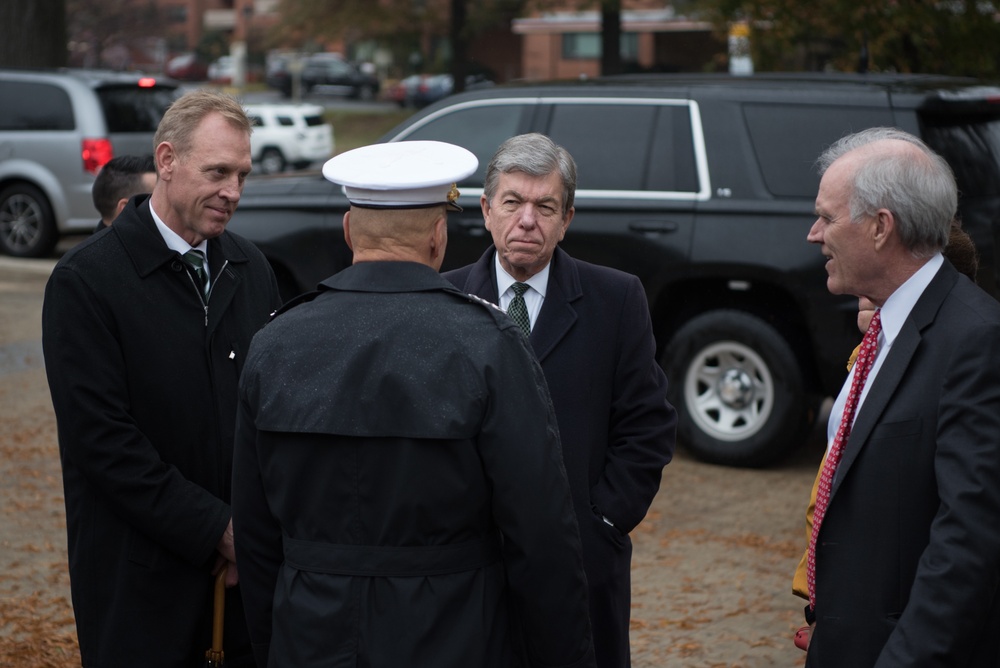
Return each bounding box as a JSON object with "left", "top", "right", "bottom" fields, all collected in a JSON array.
[
  {"left": 0, "top": 0, "right": 67, "bottom": 67},
  {"left": 600, "top": 0, "right": 622, "bottom": 76},
  {"left": 450, "top": 0, "right": 468, "bottom": 94}
]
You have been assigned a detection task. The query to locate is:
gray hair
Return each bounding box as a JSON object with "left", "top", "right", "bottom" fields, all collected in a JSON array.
[
  {"left": 817, "top": 127, "right": 955, "bottom": 257},
  {"left": 483, "top": 133, "right": 577, "bottom": 213}
]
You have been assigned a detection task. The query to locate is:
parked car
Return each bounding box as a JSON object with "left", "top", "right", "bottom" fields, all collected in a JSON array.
[
  {"left": 245, "top": 103, "right": 334, "bottom": 175},
  {"left": 388, "top": 73, "right": 495, "bottom": 108},
  {"left": 208, "top": 56, "right": 235, "bottom": 84},
  {"left": 411, "top": 73, "right": 494, "bottom": 107},
  {"left": 386, "top": 74, "right": 422, "bottom": 107},
  {"left": 297, "top": 53, "right": 380, "bottom": 100},
  {"left": 165, "top": 52, "right": 208, "bottom": 81},
  {"left": 228, "top": 73, "right": 1000, "bottom": 466},
  {"left": 0, "top": 68, "right": 179, "bottom": 257}
]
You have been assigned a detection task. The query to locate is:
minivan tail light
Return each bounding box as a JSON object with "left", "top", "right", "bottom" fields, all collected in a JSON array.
[{"left": 82, "top": 138, "right": 113, "bottom": 175}]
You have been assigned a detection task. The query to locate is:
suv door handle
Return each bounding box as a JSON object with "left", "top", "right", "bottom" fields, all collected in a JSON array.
[{"left": 629, "top": 221, "right": 679, "bottom": 234}]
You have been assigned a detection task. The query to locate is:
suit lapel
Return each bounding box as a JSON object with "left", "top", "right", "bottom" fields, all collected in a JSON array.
[
  {"left": 830, "top": 262, "right": 957, "bottom": 498},
  {"left": 530, "top": 248, "right": 581, "bottom": 364},
  {"left": 461, "top": 249, "right": 500, "bottom": 305}
]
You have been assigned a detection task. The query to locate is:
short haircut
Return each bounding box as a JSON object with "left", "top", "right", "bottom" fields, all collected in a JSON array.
[
  {"left": 92, "top": 154, "right": 156, "bottom": 221},
  {"left": 483, "top": 133, "right": 577, "bottom": 213},
  {"left": 153, "top": 88, "right": 252, "bottom": 157},
  {"left": 817, "top": 127, "right": 956, "bottom": 257}
]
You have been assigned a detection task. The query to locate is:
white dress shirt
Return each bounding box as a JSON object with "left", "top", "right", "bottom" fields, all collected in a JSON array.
[
  {"left": 494, "top": 252, "right": 550, "bottom": 330},
  {"left": 150, "top": 202, "right": 210, "bottom": 290},
  {"left": 825, "top": 253, "right": 944, "bottom": 449}
]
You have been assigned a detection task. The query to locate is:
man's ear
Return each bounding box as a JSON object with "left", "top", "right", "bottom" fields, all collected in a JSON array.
[
  {"left": 155, "top": 141, "right": 174, "bottom": 181},
  {"left": 342, "top": 211, "right": 354, "bottom": 251},
  {"left": 480, "top": 194, "right": 491, "bottom": 230},
  {"left": 430, "top": 214, "right": 448, "bottom": 263},
  {"left": 113, "top": 197, "right": 130, "bottom": 219},
  {"left": 873, "top": 209, "right": 894, "bottom": 251},
  {"left": 559, "top": 206, "right": 575, "bottom": 241}
]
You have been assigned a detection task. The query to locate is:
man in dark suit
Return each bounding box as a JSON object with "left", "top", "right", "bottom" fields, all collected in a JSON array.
[
  {"left": 802, "top": 126, "right": 1000, "bottom": 666},
  {"left": 445, "top": 133, "right": 677, "bottom": 668},
  {"left": 43, "top": 89, "right": 280, "bottom": 666}
]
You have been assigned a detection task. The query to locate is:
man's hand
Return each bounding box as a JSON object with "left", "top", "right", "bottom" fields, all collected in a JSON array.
[
  {"left": 794, "top": 623, "right": 813, "bottom": 651},
  {"left": 214, "top": 519, "right": 239, "bottom": 587}
]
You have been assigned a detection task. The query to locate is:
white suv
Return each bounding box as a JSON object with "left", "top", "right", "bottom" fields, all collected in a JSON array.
[{"left": 245, "top": 103, "right": 334, "bottom": 175}]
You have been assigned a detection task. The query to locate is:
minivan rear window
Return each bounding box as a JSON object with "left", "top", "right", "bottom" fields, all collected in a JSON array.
[
  {"left": 0, "top": 82, "right": 74, "bottom": 131},
  {"left": 96, "top": 85, "right": 177, "bottom": 133}
]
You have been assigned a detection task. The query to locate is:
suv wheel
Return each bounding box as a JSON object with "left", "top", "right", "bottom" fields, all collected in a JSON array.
[
  {"left": 664, "top": 310, "right": 812, "bottom": 467},
  {"left": 0, "top": 183, "right": 58, "bottom": 258},
  {"left": 259, "top": 148, "right": 287, "bottom": 175}
]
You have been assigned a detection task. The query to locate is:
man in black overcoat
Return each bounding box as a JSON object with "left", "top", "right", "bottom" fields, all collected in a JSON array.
[
  {"left": 43, "top": 89, "right": 281, "bottom": 667},
  {"left": 233, "top": 140, "right": 596, "bottom": 668},
  {"left": 445, "top": 133, "right": 677, "bottom": 668}
]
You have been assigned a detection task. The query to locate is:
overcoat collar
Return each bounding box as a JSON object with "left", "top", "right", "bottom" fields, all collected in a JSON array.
[
  {"left": 830, "top": 260, "right": 958, "bottom": 498},
  {"left": 114, "top": 194, "right": 253, "bottom": 333},
  {"left": 320, "top": 260, "right": 455, "bottom": 294}
]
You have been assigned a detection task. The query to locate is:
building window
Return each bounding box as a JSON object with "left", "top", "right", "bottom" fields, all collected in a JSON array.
[
  {"left": 562, "top": 32, "right": 639, "bottom": 60},
  {"left": 165, "top": 6, "right": 187, "bottom": 23}
]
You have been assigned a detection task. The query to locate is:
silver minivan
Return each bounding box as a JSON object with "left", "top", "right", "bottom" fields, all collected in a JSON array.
[{"left": 0, "top": 69, "right": 179, "bottom": 257}]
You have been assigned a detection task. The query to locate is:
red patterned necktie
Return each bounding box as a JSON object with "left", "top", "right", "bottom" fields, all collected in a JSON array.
[{"left": 806, "top": 309, "right": 882, "bottom": 611}]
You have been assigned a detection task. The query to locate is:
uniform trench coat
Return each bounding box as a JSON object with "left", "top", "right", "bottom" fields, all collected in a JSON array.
[
  {"left": 233, "top": 261, "right": 596, "bottom": 668},
  {"left": 42, "top": 196, "right": 281, "bottom": 666},
  {"left": 445, "top": 247, "right": 677, "bottom": 668}
]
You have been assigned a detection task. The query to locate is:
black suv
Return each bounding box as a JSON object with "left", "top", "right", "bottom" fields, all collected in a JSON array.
[
  {"left": 268, "top": 53, "right": 379, "bottom": 101},
  {"left": 229, "top": 73, "right": 1000, "bottom": 467}
]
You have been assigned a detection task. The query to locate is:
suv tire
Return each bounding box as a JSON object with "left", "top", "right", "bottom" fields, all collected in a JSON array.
[
  {"left": 664, "top": 310, "right": 813, "bottom": 467},
  {"left": 259, "top": 148, "right": 287, "bottom": 175},
  {"left": 0, "top": 183, "right": 58, "bottom": 258}
]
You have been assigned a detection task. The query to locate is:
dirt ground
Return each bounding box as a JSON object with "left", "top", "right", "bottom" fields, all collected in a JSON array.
[{"left": 0, "top": 248, "right": 824, "bottom": 667}]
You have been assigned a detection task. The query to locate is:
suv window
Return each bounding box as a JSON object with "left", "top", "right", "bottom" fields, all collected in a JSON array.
[
  {"left": 921, "top": 116, "right": 1000, "bottom": 199},
  {"left": 96, "top": 85, "right": 176, "bottom": 133},
  {"left": 393, "top": 101, "right": 533, "bottom": 187},
  {"left": 743, "top": 103, "right": 895, "bottom": 198},
  {"left": 546, "top": 101, "right": 699, "bottom": 193},
  {"left": 0, "top": 81, "right": 74, "bottom": 130}
]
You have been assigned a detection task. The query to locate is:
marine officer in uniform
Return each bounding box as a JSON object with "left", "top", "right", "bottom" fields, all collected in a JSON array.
[{"left": 232, "top": 140, "right": 597, "bottom": 668}]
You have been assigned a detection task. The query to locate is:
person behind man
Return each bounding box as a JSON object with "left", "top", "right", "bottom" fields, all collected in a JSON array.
[
  {"left": 801, "top": 126, "right": 1000, "bottom": 666},
  {"left": 232, "top": 140, "right": 596, "bottom": 668},
  {"left": 42, "top": 89, "right": 281, "bottom": 666},
  {"left": 91, "top": 153, "right": 157, "bottom": 232},
  {"left": 444, "top": 133, "right": 676, "bottom": 668}
]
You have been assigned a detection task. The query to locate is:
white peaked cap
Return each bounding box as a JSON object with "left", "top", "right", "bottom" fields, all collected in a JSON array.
[{"left": 322, "top": 140, "right": 478, "bottom": 212}]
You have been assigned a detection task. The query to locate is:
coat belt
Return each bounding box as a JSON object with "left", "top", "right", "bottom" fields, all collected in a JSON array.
[{"left": 283, "top": 534, "right": 502, "bottom": 577}]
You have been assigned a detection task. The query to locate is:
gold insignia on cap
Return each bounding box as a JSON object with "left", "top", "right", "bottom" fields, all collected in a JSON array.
[{"left": 447, "top": 183, "right": 460, "bottom": 204}]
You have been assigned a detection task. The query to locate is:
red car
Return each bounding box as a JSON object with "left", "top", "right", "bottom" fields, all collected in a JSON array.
[{"left": 165, "top": 53, "right": 208, "bottom": 81}]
